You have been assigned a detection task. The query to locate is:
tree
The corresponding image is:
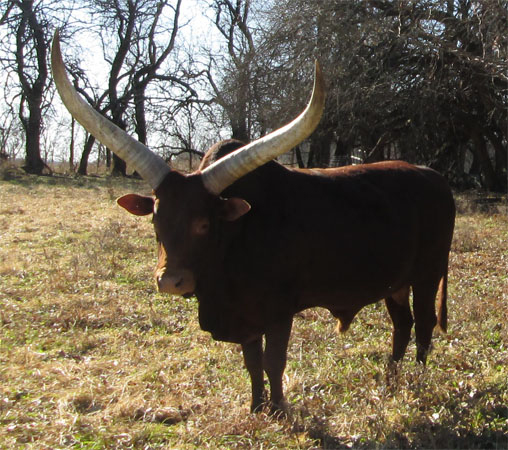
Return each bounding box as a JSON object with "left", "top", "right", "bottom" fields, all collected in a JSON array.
[
  {"left": 80, "top": 0, "right": 191, "bottom": 176},
  {"left": 90, "top": 0, "right": 139, "bottom": 176},
  {"left": 0, "top": 0, "right": 58, "bottom": 174},
  {"left": 205, "top": 0, "right": 260, "bottom": 141},
  {"left": 0, "top": 106, "right": 24, "bottom": 160},
  {"left": 259, "top": 0, "right": 507, "bottom": 190},
  {"left": 131, "top": 0, "right": 183, "bottom": 145}
]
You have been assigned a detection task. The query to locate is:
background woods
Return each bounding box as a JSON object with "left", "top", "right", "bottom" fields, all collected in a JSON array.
[{"left": 0, "top": 0, "right": 506, "bottom": 190}]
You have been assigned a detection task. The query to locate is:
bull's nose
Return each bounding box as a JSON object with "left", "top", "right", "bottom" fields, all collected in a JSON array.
[
  {"left": 156, "top": 269, "right": 195, "bottom": 296},
  {"left": 157, "top": 274, "right": 182, "bottom": 291}
]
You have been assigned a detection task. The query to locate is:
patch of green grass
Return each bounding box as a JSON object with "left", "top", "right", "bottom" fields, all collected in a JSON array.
[{"left": 1, "top": 177, "right": 507, "bottom": 448}]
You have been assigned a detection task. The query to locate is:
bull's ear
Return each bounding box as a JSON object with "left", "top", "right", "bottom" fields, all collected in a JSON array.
[
  {"left": 220, "top": 197, "right": 251, "bottom": 221},
  {"left": 117, "top": 194, "right": 154, "bottom": 216}
]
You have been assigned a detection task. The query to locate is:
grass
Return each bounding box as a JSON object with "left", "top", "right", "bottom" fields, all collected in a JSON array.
[{"left": 0, "top": 174, "right": 507, "bottom": 449}]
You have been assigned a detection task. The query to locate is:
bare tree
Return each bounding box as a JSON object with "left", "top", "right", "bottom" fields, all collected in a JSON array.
[
  {"left": 131, "top": 0, "right": 184, "bottom": 145},
  {"left": 206, "top": 0, "right": 260, "bottom": 141},
  {"left": 0, "top": 108, "right": 24, "bottom": 160},
  {"left": 0, "top": 0, "right": 56, "bottom": 174},
  {"left": 87, "top": 0, "right": 139, "bottom": 176},
  {"left": 80, "top": 0, "right": 194, "bottom": 176},
  {"left": 259, "top": 0, "right": 507, "bottom": 190}
]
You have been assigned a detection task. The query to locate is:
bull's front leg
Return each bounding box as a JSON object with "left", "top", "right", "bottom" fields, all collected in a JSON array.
[
  {"left": 264, "top": 316, "right": 293, "bottom": 413},
  {"left": 241, "top": 337, "right": 266, "bottom": 412}
]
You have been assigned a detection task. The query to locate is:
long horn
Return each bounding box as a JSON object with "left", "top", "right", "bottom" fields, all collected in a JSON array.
[
  {"left": 201, "top": 61, "right": 325, "bottom": 195},
  {"left": 51, "top": 30, "right": 170, "bottom": 189}
]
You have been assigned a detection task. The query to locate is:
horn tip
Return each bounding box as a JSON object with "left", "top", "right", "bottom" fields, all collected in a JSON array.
[
  {"left": 52, "top": 29, "right": 61, "bottom": 52},
  {"left": 51, "top": 29, "right": 63, "bottom": 68}
]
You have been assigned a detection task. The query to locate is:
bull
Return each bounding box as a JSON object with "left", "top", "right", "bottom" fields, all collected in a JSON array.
[{"left": 52, "top": 31, "right": 455, "bottom": 413}]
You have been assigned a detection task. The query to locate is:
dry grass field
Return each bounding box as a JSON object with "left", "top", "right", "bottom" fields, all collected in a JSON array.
[{"left": 0, "top": 172, "right": 507, "bottom": 449}]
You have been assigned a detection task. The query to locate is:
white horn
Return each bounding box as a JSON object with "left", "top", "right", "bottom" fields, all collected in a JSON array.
[
  {"left": 51, "top": 30, "right": 170, "bottom": 189},
  {"left": 201, "top": 61, "right": 325, "bottom": 195}
]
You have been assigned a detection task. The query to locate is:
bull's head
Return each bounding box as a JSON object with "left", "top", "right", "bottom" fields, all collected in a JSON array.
[{"left": 51, "top": 30, "right": 325, "bottom": 296}]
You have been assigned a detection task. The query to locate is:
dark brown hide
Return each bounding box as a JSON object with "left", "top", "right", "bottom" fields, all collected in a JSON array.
[{"left": 121, "top": 140, "right": 455, "bottom": 412}]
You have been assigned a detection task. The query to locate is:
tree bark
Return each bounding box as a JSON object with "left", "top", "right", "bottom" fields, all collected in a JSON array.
[
  {"left": 294, "top": 146, "right": 305, "bottom": 168},
  {"left": 470, "top": 124, "right": 496, "bottom": 191},
  {"left": 134, "top": 84, "right": 148, "bottom": 145},
  {"left": 69, "top": 117, "right": 75, "bottom": 172},
  {"left": 486, "top": 127, "right": 507, "bottom": 191},
  {"left": 111, "top": 152, "right": 127, "bottom": 176},
  {"left": 307, "top": 131, "right": 332, "bottom": 168},
  {"left": 77, "top": 134, "right": 96, "bottom": 176},
  {"left": 22, "top": 97, "right": 45, "bottom": 173}
]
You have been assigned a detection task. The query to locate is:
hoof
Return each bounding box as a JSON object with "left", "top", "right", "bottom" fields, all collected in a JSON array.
[
  {"left": 269, "top": 399, "right": 289, "bottom": 418},
  {"left": 250, "top": 401, "right": 265, "bottom": 413},
  {"left": 250, "top": 398, "right": 289, "bottom": 418},
  {"left": 250, "top": 390, "right": 269, "bottom": 413}
]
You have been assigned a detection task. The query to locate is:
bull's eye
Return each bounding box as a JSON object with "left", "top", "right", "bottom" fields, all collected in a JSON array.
[{"left": 192, "top": 218, "right": 210, "bottom": 236}]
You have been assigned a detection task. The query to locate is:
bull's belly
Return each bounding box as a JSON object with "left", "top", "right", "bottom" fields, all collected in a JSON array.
[
  {"left": 293, "top": 265, "right": 413, "bottom": 315},
  {"left": 297, "top": 287, "right": 386, "bottom": 312}
]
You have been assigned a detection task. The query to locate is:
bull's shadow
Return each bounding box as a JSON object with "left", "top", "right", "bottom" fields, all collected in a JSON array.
[{"left": 288, "top": 385, "right": 508, "bottom": 449}]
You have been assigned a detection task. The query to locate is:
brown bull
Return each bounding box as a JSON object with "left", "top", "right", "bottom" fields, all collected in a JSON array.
[{"left": 52, "top": 31, "right": 455, "bottom": 413}]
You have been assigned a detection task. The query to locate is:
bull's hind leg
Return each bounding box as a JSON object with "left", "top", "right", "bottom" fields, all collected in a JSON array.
[
  {"left": 412, "top": 278, "right": 441, "bottom": 364},
  {"left": 385, "top": 286, "right": 413, "bottom": 361}
]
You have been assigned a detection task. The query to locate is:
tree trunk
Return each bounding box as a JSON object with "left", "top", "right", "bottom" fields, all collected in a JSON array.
[
  {"left": 334, "top": 138, "right": 352, "bottom": 166},
  {"left": 77, "top": 134, "right": 96, "bottom": 175},
  {"left": 134, "top": 83, "right": 148, "bottom": 145},
  {"left": 307, "top": 147, "right": 314, "bottom": 167},
  {"left": 132, "top": 83, "right": 147, "bottom": 178},
  {"left": 486, "top": 128, "right": 507, "bottom": 191},
  {"left": 110, "top": 113, "right": 127, "bottom": 176},
  {"left": 308, "top": 131, "right": 332, "bottom": 168},
  {"left": 69, "top": 117, "right": 75, "bottom": 172},
  {"left": 16, "top": 0, "right": 48, "bottom": 175},
  {"left": 470, "top": 125, "right": 496, "bottom": 191},
  {"left": 110, "top": 112, "right": 128, "bottom": 176},
  {"left": 23, "top": 99, "right": 45, "bottom": 174},
  {"left": 111, "top": 153, "right": 127, "bottom": 176},
  {"left": 231, "top": 117, "right": 249, "bottom": 142},
  {"left": 294, "top": 146, "right": 305, "bottom": 168}
]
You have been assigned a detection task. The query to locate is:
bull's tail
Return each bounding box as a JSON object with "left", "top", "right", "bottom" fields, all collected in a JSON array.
[{"left": 436, "top": 271, "right": 448, "bottom": 333}]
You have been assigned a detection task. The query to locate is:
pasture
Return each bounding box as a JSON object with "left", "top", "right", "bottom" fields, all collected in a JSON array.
[{"left": 0, "top": 173, "right": 507, "bottom": 449}]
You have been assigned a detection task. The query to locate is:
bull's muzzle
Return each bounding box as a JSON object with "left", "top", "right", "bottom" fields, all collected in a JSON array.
[{"left": 155, "top": 268, "right": 196, "bottom": 296}]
